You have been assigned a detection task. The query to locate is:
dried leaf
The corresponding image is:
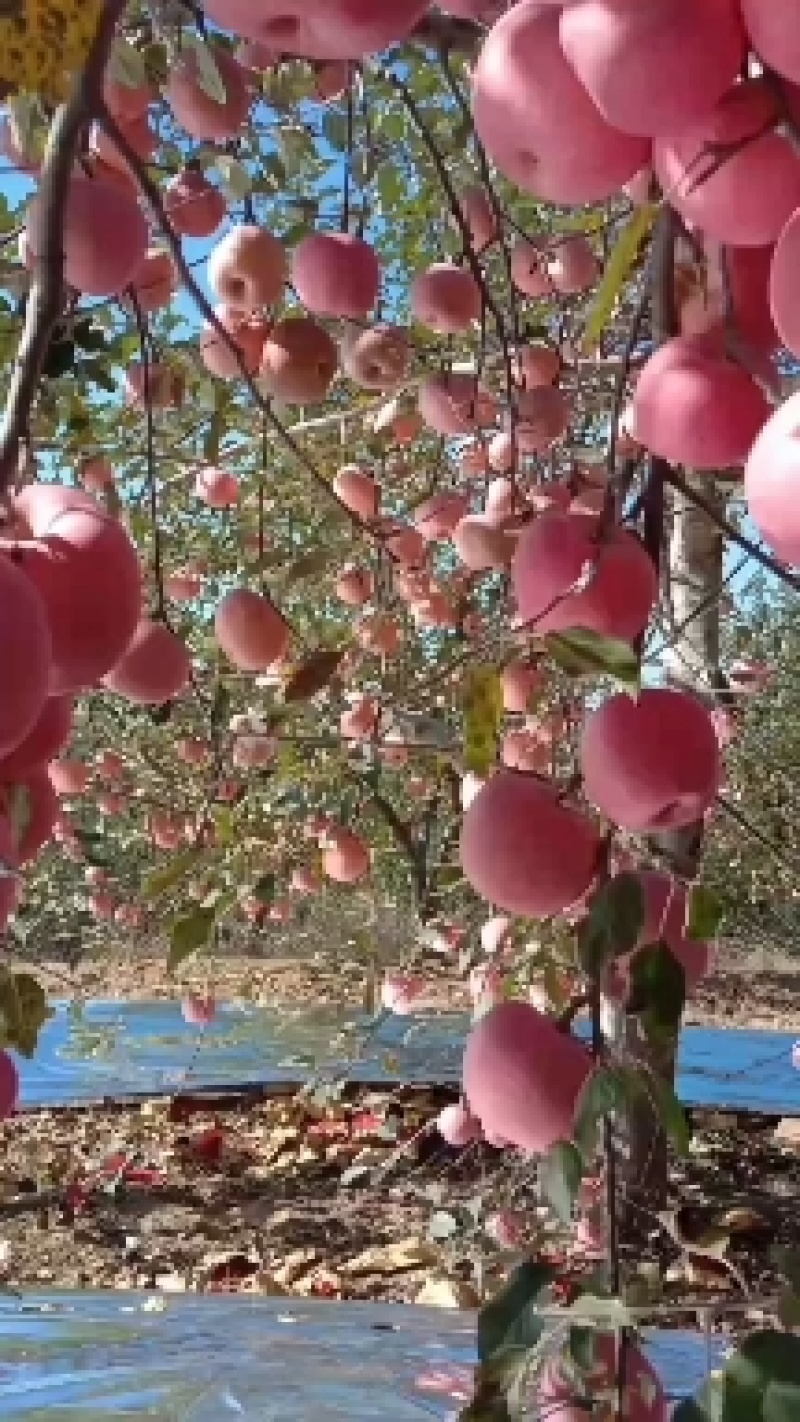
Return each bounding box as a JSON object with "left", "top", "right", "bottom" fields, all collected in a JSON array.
[{"left": 282, "top": 647, "right": 346, "bottom": 702}]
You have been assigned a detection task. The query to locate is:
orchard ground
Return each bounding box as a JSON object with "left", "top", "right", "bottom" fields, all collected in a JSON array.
[
  {"left": 1, "top": 1057, "right": 799, "bottom": 1326},
  {"left": 25, "top": 939, "right": 800, "bottom": 1032},
  {"left": 1, "top": 940, "right": 799, "bottom": 1318}
]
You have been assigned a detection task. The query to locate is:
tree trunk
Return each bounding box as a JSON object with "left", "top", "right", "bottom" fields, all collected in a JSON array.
[{"left": 607, "top": 475, "right": 725, "bottom": 1223}]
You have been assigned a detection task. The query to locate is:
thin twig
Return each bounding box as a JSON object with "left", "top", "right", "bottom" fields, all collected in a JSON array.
[
  {"left": 663, "top": 466, "right": 800, "bottom": 595},
  {"left": 0, "top": 0, "right": 127, "bottom": 489},
  {"left": 96, "top": 103, "right": 393, "bottom": 554}
]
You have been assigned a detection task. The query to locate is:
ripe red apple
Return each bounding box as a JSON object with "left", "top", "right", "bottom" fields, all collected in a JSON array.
[
  {"left": 452, "top": 515, "right": 514, "bottom": 571},
  {"left": 79, "top": 457, "right": 115, "bottom": 493},
  {"left": 9, "top": 483, "right": 142, "bottom": 694},
  {"left": 333, "top": 464, "right": 380, "bottom": 519},
  {"left": 513, "top": 384, "right": 571, "bottom": 452},
  {"left": 418, "top": 373, "right": 495, "bottom": 436},
  {"left": 0, "top": 552, "right": 52, "bottom": 759},
  {"left": 129, "top": 247, "right": 176, "bottom": 313},
  {"left": 26, "top": 172, "right": 148, "bottom": 296},
  {"left": 463, "top": 1000, "right": 592, "bottom": 1153},
  {"left": 292, "top": 232, "right": 380, "bottom": 318},
  {"left": 546, "top": 234, "right": 598, "bottom": 293},
  {"left": 321, "top": 827, "right": 370, "bottom": 882},
  {"left": 215, "top": 588, "right": 290, "bottom": 671},
  {"left": 258, "top": 315, "right": 338, "bottom": 403},
  {"left": 96, "top": 750, "right": 125, "bottom": 783},
  {"left": 90, "top": 111, "right": 156, "bottom": 185},
  {"left": 512, "top": 511, "right": 657, "bottom": 641},
  {"left": 460, "top": 770, "right": 601, "bottom": 917},
  {"left": 208, "top": 224, "right": 287, "bottom": 311},
  {"left": 164, "top": 168, "right": 227, "bottom": 238},
  {"left": 232, "top": 733, "right": 275, "bottom": 769},
  {"left": 200, "top": 0, "right": 430, "bottom": 60},
  {"left": 334, "top": 565, "right": 374, "bottom": 605},
  {"left": 437, "top": 1101, "right": 482, "bottom": 1146},
  {"left": 182, "top": 993, "right": 216, "bottom": 1027},
  {"left": 125, "top": 362, "right": 185, "bottom": 409},
  {"left": 501, "top": 661, "right": 544, "bottom": 713},
  {"left": 769, "top": 209, "right": 800, "bottom": 358},
  {"left": 102, "top": 620, "right": 191, "bottom": 706},
  {"left": 558, "top": 0, "right": 745, "bottom": 138},
  {"left": 740, "top": 0, "right": 800, "bottom": 85},
  {"left": 199, "top": 305, "right": 270, "bottom": 380},
  {"left": 48, "top": 758, "right": 88, "bottom": 796},
  {"left": 166, "top": 45, "right": 251, "bottom": 140},
  {"left": 0, "top": 1050, "right": 19, "bottom": 1119},
  {"left": 340, "top": 323, "right": 410, "bottom": 391},
  {"left": 514, "top": 342, "right": 560, "bottom": 388},
  {"left": 340, "top": 695, "right": 379, "bottom": 741},
  {"left": 472, "top": 2, "right": 649, "bottom": 204},
  {"left": 632, "top": 335, "right": 770, "bottom": 469},
  {"left": 0, "top": 694, "right": 73, "bottom": 780},
  {"left": 580, "top": 689, "right": 721, "bottom": 832},
  {"left": 414, "top": 492, "right": 469, "bottom": 542},
  {"left": 510, "top": 238, "right": 551, "bottom": 297},
  {"left": 654, "top": 81, "right": 800, "bottom": 247},
  {"left": 743, "top": 389, "right": 800, "bottom": 564},
  {"left": 194, "top": 465, "right": 239, "bottom": 508},
  {"left": 411, "top": 262, "right": 481, "bottom": 334}
]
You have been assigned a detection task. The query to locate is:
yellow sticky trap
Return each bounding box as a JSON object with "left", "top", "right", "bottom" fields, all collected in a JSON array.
[
  {"left": 0, "top": 0, "right": 106, "bottom": 103},
  {"left": 462, "top": 666, "right": 503, "bottom": 775}
]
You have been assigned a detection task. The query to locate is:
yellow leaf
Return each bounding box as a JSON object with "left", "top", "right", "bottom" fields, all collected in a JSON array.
[
  {"left": 0, "top": 0, "right": 106, "bottom": 103},
  {"left": 461, "top": 666, "right": 503, "bottom": 775},
  {"left": 583, "top": 203, "right": 658, "bottom": 352}
]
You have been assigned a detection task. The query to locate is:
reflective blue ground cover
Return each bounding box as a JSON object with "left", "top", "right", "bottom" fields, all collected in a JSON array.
[
  {"left": 0, "top": 1293, "right": 729, "bottom": 1419},
  {"left": 12, "top": 998, "right": 800, "bottom": 1113}
]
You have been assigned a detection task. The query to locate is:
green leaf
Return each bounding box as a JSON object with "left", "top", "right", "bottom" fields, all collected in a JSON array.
[
  {"left": 167, "top": 906, "right": 216, "bottom": 971},
  {"left": 545, "top": 629, "right": 640, "bottom": 687},
  {"left": 680, "top": 1331, "right": 800, "bottom": 1422},
  {"left": 181, "top": 35, "right": 227, "bottom": 104},
  {"left": 73, "top": 321, "right": 107, "bottom": 352},
  {"left": 203, "top": 387, "right": 228, "bottom": 465},
  {"left": 583, "top": 203, "right": 658, "bottom": 351},
  {"left": 107, "top": 36, "right": 148, "bottom": 89},
  {"left": 215, "top": 155, "right": 252, "bottom": 201},
  {"left": 462, "top": 666, "right": 504, "bottom": 775},
  {"left": 142, "top": 847, "right": 204, "bottom": 903},
  {"left": 6, "top": 785, "right": 31, "bottom": 845},
  {"left": 82, "top": 359, "right": 117, "bottom": 393},
  {"left": 686, "top": 884, "right": 724, "bottom": 942},
  {"left": 565, "top": 1295, "right": 634, "bottom": 1331},
  {"left": 213, "top": 807, "right": 235, "bottom": 846},
  {"left": 477, "top": 1260, "right": 554, "bottom": 1366},
  {"left": 0, "top": 969, "right": 52, "bottom": 1058},
  {"left": 539, "top": 1140, "right": 583, "bottom": 1223},
  {"left": 285, "top": 548, "right": 331, "bottom": 582},
  {"left": 576, "top": 872, "right": 645, "bottom": 976},
  {"left": 573, "top": 1065, "right": 632, "bottom": 1155},
  {"left": 282, "top": 647, "right": 346, "bottom": 702},
  {"left": 726, "top": 1331, "right": 800, "bottom": 1420},
  {"left": 671, "top": 1398, "right": 715, "bottom": 1422},
  {"left": 627, "top": 940, "right": 686, "bottom": 1040},
  {"left": 252, "top": 873, "right": 275, "bottom": 907},
  {"left": 321, "top": 108, "right": 349, "bottom": 150},
  {"left": 641, "top": 1069, "right": 691, "bottom": 1157}
]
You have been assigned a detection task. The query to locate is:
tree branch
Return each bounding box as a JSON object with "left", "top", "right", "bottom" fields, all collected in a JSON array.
[{"left": 0, "top": 0, "right": 127, "bottom": 491}]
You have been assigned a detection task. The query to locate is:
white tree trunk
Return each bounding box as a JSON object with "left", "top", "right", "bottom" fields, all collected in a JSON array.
[{"left": 606, "top": 475, "right": 725, "bottom": 1217}]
